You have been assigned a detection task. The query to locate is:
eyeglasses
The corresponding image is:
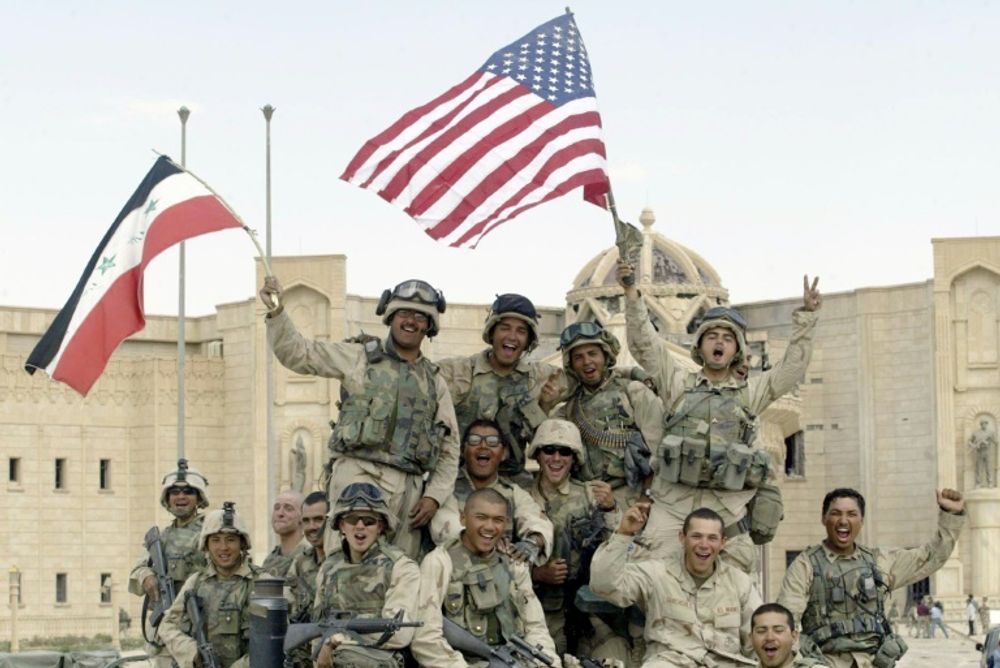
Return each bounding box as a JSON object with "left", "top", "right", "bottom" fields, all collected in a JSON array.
[
  {"left": 466, "top": 434, "right": 503, "bottom": 448},
  {"left": 341, "top": 513, "right": 380, "bottom": 527},
  {"left": 559, "top": 321, "right": 604, "bottom": 349},
  {"left": 394, "top": 309, "right": 429, "bottom": 324},
  {"left": 168, "top": 487, "right": 197, "bottom": 496},
  {"left": 339, "top": 482, "right": 385, "bottom": 506},
  {"left": 701, "top": 306, "right": 747, "bottom": 331},
  {"left": 539, "top": 445, "right": 575, "bottom": 457}
]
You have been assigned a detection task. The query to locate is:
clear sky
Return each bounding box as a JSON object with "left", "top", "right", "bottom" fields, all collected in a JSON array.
[{"left": 2, "top": 1, "right": 998, "bottom": 316}]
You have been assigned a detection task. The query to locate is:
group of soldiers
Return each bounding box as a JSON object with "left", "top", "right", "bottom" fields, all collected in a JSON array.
[{"left": 128, "top": 264, "right": 967, "bottom": 668}]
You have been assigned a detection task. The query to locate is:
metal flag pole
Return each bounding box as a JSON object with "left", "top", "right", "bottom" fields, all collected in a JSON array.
[
  {"left": 262, "top": 104, "right": 277, "bottom": 546},
  {"left": 177, "top": 106, "right": 190, "bottom": 460}
]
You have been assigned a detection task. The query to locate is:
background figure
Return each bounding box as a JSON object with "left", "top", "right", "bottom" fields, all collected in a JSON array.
[
  {"left": 290, "top": 437, "right": 307, "bottom": 493},
  {"left": 970, "top": 418, "right": 997, "bottom": 488},
  {"left": 929, "top": 601, "right": 948, "bottom": 638},
  {"left": 967, "top": 594, "right": 979, "bottom": 636},
  {"left": 981, "top": 597, "right": 992, "bottom": 634}
]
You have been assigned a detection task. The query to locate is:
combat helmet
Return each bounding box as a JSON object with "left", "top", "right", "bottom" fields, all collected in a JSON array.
[
  {"left": 198, "top": 501, "right": 251, "bottom": 551},
  {"left": 525, "top": 418, "right": 585, "bottom": 462},
  {"left": 482, "top": 293, "right": 540, "bottom": 352},
  {"left": 330, "top": 482, "right": 397, "bottom": 536},
  {"left": 559, "top": 321, "right": 620, "bottom": 379},
  {"left": 690, "top": 306, "right": 748, "bottom": 367},
  {"left": 159, "top": 458, "right": 210, "bottom": 510},
  {"left": 376, "top": 279, "right": 446, "bottom": 337}
]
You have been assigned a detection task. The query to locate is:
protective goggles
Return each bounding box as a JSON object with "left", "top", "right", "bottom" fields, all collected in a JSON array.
[
  {"left": 392, "top": 280, "right": 445, "bottom": 311},
  {"left": 701, "top": 306, "right": 747, "bottom": 331},
  {"left": 538, "top": 445, "right": 575, "bottom": 457},
  {"left": 559, "top": 321, "right": 604, "bottom": 349},
  {"left": 339, "top": 482, "right": 385, "bottom": 506}
]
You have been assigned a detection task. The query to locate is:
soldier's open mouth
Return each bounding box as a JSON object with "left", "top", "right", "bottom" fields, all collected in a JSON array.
[{"left": 762, "top": 643, "right": 778, "bottom": 657}]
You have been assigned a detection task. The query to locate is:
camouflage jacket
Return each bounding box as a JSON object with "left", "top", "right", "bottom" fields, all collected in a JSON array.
[
  {"left": 129, "top": 514, "right": 207, "bottom": 597},
  {"left": 261, "top": 540, "right": 306, "bottom": 579},
  {"left": 285, "top": 545, "right": 323, "bottom": 623}
]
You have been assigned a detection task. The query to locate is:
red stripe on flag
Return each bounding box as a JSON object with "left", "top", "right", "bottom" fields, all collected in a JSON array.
[
  {"left": 340, "top": 71, "right": 485, "bottom": 182},
  {"left": 425, "top": 110, "right": 602, "bottom": 239}
]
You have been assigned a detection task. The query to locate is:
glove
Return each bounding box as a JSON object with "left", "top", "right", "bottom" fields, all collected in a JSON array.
[{"left": 510, "top": 539, "right": 542, "bottom": 565}]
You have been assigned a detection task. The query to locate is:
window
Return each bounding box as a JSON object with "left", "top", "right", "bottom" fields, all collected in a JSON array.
[
  {"left": 55, "top": 458, "right": 67, "bottom": 489},
  {"left": 56, "top": 573, "right": 68, "bottom": 604},
  {"left": 10, "top": 570, "right": 22, "bottom": 605},
  {"left": 99, "top": 459, "right": 111, "bottom": 490},
  {"left": 785, "top": 550, "right": 802, "bottom": 568},
  {"left": 785, "top": 431, "right": 805, "bottom": 478},
  {"left": 100, "top": 573, "right": 112, "bottom": 603},
  {"left": 9, "top": 457, "right": 20, "bottom": 484}
]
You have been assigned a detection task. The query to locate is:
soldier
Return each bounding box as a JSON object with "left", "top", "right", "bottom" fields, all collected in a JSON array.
[
  {"left": 260, "top": 276, "right": 460, "bottom": 559},
  {"left": 412, "top": 488, "right": 563, "bottom": 667},
  {"left": 750, "top": 603, "right": 822, "bottom": 667},
  {"left": 261, "top": 490, "right": 305, "bottom": 577},
  {"left": 311, "top": 483, "right": 421, "bottom": 668},
  {"left": 981, "top": 597, "right": 992, "bottom": 634},
  {"left": 285, "top": 491, "right": 329, "bottom": 623},
  {"left": 128, "top": 459, "right": 209, "bottom": 668},
  {"left": 618, "top": 263, "right": 821, "bottom": 571},
  {"left": 591, "top": 505, "right": 762, "bottom": 667},
  {"left": 527, "top": 419, "right": 626, "bottom": 660},
  {"left": 556, "top": 321, "right": 663, "bottom": 508},
  {"left": 778, "top": 487, "right": 966, "bottom": 668},
  {"left": 437, "top": 293, "right": 564, "bottom": 481},
  {"left": 159, "top": 502, "right": 267, "bottom": 668},
  {"left": 431, "top": 419, "right": 553, "bottom": 565}
]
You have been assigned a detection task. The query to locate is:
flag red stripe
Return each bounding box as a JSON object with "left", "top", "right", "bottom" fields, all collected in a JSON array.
[
  {"left": 340, "top": 71, "right": 485, "bottom": 182},
  {"left": 49, "top": 195, "right": 240, "bottom": 394},
  {"left": 379, "top": 84, "right": 531, "bottom": 202},
  {"left": 423, "top": 110, "right": 602, "bottom": 238},
  {"left": 445, "top": 139, "right": 607, "bottom": 245}
]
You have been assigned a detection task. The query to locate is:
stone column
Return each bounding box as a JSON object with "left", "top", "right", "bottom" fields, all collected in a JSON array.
[{"left": 966, "top": 488, "right": 1000, "bottom": 597}]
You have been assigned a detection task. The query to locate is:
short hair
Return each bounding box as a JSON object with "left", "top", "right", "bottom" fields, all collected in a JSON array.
[
  {"left": 303, "top": 491, "right": 329, "bottom": 510},
  {"left": 682, "top": 507, "right": 725, "bottom": 535},
  {"left": 751, "top": 603, "right": 795, "bottom": 630},
  {"left": 463, "top": 488, "right": 510, "bottom": 516},
  {"left": 822, "top": 488, "right": 866, "bottom": 517},
  {"left": 462, "top": 419, "right": 507, "bottom": 448}
]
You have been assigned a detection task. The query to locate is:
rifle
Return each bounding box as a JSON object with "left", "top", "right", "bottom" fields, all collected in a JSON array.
[
  {"left": 185, "top": 591, "right": 222, "bottom": 668},
  {"left": 142, "top": 526, "right": 176, "bottom": 633},
  {"left": 607, "top": 189, "right": 642, "bottom": 286},
  {"left": 442, "top": 617, "right": 554, "bottom": 667},
  {"left": 283, "top": 609, "right": 422, "bottom": 654}
]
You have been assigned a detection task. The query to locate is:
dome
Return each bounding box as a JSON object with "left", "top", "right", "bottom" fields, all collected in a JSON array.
[{"left": 566, "top": 208, "right": 731, "bottom": 347}]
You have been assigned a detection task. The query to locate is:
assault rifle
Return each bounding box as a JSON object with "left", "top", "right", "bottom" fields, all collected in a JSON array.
[
  {"left": 142, "top": 526, "right": 175, "bottom": 630},
  {"left": 442, "top": 617, "right": 554, "bottom": 667},
  {"left": 283, "top": 609, "right": 422, "bottom": 654},
  {"left": 185, "top": 591, "right": 221, "bottom": 668}
]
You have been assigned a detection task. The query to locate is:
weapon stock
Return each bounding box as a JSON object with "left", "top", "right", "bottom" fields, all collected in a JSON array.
[
  {"left": 442, "top": 617, "right": 554, "bottom": 667},
  {"left": 607, "top": 190, "right": 642, "bottom": 285},
  {"left": 185, "top": 591, "right": 221, "bottom": 668},
  {"left": 282, "top": 609, "right": 422, "bottom": 653},
  {"left": 143, "top": 526, "right": 176, "bottom": 629}
]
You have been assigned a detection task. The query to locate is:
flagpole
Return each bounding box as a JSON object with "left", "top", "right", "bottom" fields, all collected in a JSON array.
[
  {"left": 262, "top": 104, "right": 277, "bottom": 546},
  {"left": 177, "top": 106, "right": 190, "bottom": 461}
]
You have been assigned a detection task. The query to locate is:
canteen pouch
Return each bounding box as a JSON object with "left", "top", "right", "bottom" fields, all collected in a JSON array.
[
  {"left": 715, "top": 442, "right": 753, "bottom": 491},
  {"left": 661, "top": 435, "right": 683, "bottom": 483},
  {"left": 748, "top": 483, "right": 784, "bottom": 545},
  {"left": 872, "top": 633, "right": 908, "bottom": 668},
  {"left": 745, "top": 449, "right": 771, "bottom": 488},
  {"left": 679, "top": 437, "right": 707, "bottom": 486}
]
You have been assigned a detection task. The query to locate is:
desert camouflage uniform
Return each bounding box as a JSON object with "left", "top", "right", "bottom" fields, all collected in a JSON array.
[
  {"left": 285, "top": 545, "right": 323, "bottom": 623},
  {"left": 261, "top": 540, "right": 306, "bottom": 579},
  {"left": 758, "top": 652, "right": 825, "bottom": 667},
  {"left": 158, "top": 560, "right": 266, "bottom": 668},
  {"left": 591, "top": 533, "right": 761, "bottom": 667},
  {"left": 267, "top": 310, "right": 459, "bottom": 559},
  {"left": 778, "top": 510, "right": 964, "bottom": 668},
  {"left": 625, "top": 297, "right": 817, "bottom": 571},
  {"left": 411, "top": 537, "right": 561, "bottom": 668}
]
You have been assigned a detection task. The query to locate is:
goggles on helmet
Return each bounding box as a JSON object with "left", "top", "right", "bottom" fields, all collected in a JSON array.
[
  {"left": 701, "top": 306, "right": 747, "bottom": 331},
  {"left": 338, "top": 482, "right": 385, "bottom": 507},
  {"left": 559, "top": 321, "right": 604, "bottom": 349},
  {"left": 392, "top": 280, "right": 445, "bottom": 311}
]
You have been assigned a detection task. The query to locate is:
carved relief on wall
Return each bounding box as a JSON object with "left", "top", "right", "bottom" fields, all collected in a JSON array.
[
  {"left": 276, "top": 285, "right": 332, "bottom": 406},
  {"left": 282, "top": 425, "right": 325, "bottom": 493},
  {"left": 968, "top": 413, "right": 998, "bottom": 489},
  {"left": 953, "top": 268, "right": 1000, "bottom": 371}
]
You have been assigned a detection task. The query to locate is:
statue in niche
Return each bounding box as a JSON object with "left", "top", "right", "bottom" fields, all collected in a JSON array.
[
  {"left": 290, "top": 436, "right": 307, "bottom": 492},
  {"left": 969, "top": 417, "right": 997, "bottom": 488}
]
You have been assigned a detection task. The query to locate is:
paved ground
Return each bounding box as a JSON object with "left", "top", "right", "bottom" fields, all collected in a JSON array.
[{"left": 898, "top": 631, "right": 982, "bottom": 667}]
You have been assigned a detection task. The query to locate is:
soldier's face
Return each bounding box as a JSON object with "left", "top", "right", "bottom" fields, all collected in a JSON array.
[
  {"left": 464, "top": 426, "right": 507, "bottom": 482},
  {"left": 699, "top": 327, "right": 738, "bottom": 370},
  {"left": 207, "top": 533, "right": 244, "bottom": 574},
  {"left": 490, "top": 317, "right": 530, "bottom": 368},
  {"left": 537, "top": 446, "right": 574, "bottom": 485},
  {"left": 751, "top": 611, "right": 798, "bottom": 668},
  {"left": 822, "top": 497, "right": 863, "bottom": 555},
  {"left": 570, "top": 344, "right": 607, "bottom": 387},
  {"left": 679, "top": 517, "right": 725, "bottom": 578},
  {"left": 390, "top": 309, "right": 429, "bottom": 351},
  {"left": 339, "top": 513, "right": 382, "bottom": 555},
  {"left": 301, "top": 501, "right": 328, "bottom": 548},
  {"left": 271, "top": 494, "right": 303, "bottom": 536},
  {"left": 460, "top": 498, "right": 508, "bottom": 555},
  {"left": 167, "top": 486, "right": 198, "bottom": 519}
]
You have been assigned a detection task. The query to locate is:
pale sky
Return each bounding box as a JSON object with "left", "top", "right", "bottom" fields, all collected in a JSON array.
[{"left": 2, "top": 1, "right": 998, "bottom": 316}]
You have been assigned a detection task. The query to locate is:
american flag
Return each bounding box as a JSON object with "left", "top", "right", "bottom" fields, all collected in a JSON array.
[{"left": 340, "top": 12, "right": 610, "bottom": 248}]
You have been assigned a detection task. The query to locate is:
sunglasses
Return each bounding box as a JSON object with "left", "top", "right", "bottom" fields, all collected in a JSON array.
[
  {"left": 539, "top": 445, "right": 575, "bottom": 457},
  {"left": 466, "top": 434, "right": 503, "bottom": 448},
  {"left": 341, "top": 513, "right": 380, "bottom": 527},
  {"left": 559, "top": 321, "right": 603, "bottom": 349},
  {"left": 168, "top": 487, "right": 197, "bottom": 496}
]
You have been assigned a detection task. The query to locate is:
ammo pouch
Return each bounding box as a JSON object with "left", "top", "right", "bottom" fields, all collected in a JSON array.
[
  {"left": 872, "top": 633, "right": 908, "bottom": 668},
  {"left": 713, "top": 443, "right": 753, "bottom": 491},
  {"left": 748, "top": 483, "right": 784, "bottom": 545},
  {"left": 745, "top": 449, "right": 771, "bottom": 488},
  {"left": 679, "top": 437, "right": 707, "bottom": 486},
  {"left": 661, "top": 435, "right": 683, "bottom": 482}
]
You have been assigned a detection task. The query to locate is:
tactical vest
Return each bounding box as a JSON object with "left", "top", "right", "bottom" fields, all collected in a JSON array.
[
  {"left": 443, "top": 540, "right": 523, "bottom": 646},
  {"left": 313, "top": 538, "right": 404, "bottom": 621},
  {"left": 801, "top": 544, "right": 892, "bottom": 653},
  {"left": 659, "top": 379, "right": 769, "bottom": 491},
  {"left": 330, "top": 348, "right": 443, "bottom": 475},
  {"left": 532, "top": 481, "right": 603, "bottom": 612},
  {"left": 567, "top": 376, "right": 638, "bottom": 484},
  {"left": 453, "top": 474, "right": 519, "bottom": 545},
  {"left": 187, "top": 564, "right": 262, "bottom": 668},
  {"left": 163, "top": 515, "right": 207, "bottom": 590}
]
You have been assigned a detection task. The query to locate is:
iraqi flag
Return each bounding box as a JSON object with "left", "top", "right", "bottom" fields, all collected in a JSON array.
[{"left": 25, "top": 155, "right": 243, "bottom": 396}]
